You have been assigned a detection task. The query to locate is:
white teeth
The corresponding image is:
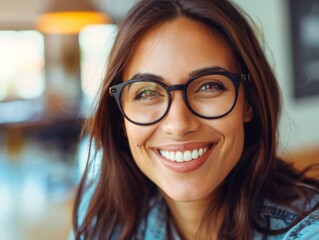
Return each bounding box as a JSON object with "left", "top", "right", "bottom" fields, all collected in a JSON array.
[
  {"left": 192, "top": 150, "right": 198, "bottom": 159},
  {"left": 184, "top": 151, "right": 192, "bottom": 161},
  {"left": 159, "top": 147, "right": 209, "bottom": 162},
  {"left": 199, "top": 148, "right": 203, "bottom": 156},
  {"left": 176, "top": 152, "right": 183, "bottom": 162},
  {"left": 169, "top": 151, "right": 175, "bottom": 161}
]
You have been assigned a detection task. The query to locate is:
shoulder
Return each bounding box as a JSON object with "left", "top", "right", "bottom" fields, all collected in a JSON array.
[
  {"left": 70, "top": 185, "right": 168, "bottom": 240},
  {"left": 137, "top": 193, "right": 170, "bottom": 239},
  {"left": 282, "top": 209, "right": 319, "bottom": 240},
  {"left": 253, "top": 190, "right": 319, "bottom": 240}
]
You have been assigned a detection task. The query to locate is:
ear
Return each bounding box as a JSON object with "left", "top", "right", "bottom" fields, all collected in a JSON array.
[{"left": 243, "top": 101, "right": 253, "bottom": 123}]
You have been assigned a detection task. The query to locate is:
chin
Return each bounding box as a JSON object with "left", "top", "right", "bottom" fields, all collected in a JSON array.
[{"left": 162, "top": 187, "right": 212, "bottom": 202}]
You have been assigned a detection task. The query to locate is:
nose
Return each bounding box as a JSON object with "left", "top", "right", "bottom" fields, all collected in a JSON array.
[{"left": 160, "top": 92, "right": 200, "bottom": 137}]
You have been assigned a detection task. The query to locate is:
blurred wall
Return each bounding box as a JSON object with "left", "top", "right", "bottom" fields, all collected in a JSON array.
[
  {"left": 233, "top": 0, "right": 319, "bottom": 150},
  {"left": 0, "top": 0, "right": 138, "bottom": 29}
]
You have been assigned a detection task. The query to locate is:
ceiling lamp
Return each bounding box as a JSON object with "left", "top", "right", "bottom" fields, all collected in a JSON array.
[{"left": 35, "top": 0, "right": 111, "bottom": 34}]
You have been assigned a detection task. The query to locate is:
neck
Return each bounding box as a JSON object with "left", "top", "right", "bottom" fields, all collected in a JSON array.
[{"left": 163, "top": 194, "right": 223, "bottom": 240}]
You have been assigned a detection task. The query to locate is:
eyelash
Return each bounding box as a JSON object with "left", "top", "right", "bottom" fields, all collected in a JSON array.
[
  {"left": 134, "top": 88, "right": 160, "bottom": 100},
  {"left": 198, "top": 82, "right": 226, "bottom": 92}
]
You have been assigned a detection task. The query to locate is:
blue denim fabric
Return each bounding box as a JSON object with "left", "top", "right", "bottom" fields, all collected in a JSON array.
[
  {"left": 138, "top": 196, "right": 319, "bottom": 240},
  {"left": 252, "top": 198, "right": 319, "bottom": 240},
  {"left": 70, "top": 192, "right": 319, "bottom": 239}
]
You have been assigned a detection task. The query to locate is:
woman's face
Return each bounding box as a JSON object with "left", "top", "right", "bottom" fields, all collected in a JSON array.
[{"left": 123, "top": 18, "right": 252, "bottom": 202}]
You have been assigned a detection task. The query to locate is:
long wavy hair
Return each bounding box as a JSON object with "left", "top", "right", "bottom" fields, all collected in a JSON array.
[{"left": 73, "top": 0, "right": 319, "bottom": 239}]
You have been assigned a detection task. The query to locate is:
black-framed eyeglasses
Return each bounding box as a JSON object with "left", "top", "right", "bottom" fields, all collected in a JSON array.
[{"left": 109, "top": 70, "right": 250, "bottom": 126}]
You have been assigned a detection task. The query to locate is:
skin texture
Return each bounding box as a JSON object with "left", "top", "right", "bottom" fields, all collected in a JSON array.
[{"left": 123, "top": 18, "right": 253, "bottom": 239}]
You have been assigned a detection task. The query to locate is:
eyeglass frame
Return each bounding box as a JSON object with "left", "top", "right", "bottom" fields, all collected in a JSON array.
[{"left": 109, "top": 70, "right": 250, "bottom": 126}]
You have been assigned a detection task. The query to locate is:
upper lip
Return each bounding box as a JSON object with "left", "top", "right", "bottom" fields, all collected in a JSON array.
[{"left": 153, "top": 142, "right": 216, "bottom": 152}]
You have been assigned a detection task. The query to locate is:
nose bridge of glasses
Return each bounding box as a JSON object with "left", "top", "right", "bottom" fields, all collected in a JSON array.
[
  {"left": 165, "top": 84, "right": 191, "bottom": 115},
  {"left": 166, "top": 84, "right": 186, "bottom": 93},
  {"left": 166, "top": 84, "right": 188, "bottom": 106}
]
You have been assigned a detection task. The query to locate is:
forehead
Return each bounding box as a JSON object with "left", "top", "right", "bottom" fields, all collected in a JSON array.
[{"left": 123, "top": 18, "right": 240, "bottom": 82}]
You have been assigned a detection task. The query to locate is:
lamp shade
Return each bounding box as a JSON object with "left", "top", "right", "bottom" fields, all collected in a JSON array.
[{"left": 35, "top": 0, "right": 111, "bottom": 34}]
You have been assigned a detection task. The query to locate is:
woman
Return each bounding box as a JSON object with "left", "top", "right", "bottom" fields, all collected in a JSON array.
[{"left": 72, "top": 0, "right": 319, "bottom": 239}]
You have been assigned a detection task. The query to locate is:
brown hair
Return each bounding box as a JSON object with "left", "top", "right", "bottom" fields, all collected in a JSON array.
[{"left": 73, "top": 0, "right": 319, "bottom": 239}]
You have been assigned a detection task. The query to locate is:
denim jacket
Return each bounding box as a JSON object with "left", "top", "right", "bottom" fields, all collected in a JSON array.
[
  {"left": 71, "top": 190, "right": 319, "bottom": 240},
  {"left": 136, "top": 194, "right": 319, "bottom": 240}
]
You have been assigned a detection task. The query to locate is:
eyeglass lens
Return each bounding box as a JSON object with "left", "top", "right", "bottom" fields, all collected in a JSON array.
[{"left": 120, "top": 74, "right": 236, "bottom": 124}]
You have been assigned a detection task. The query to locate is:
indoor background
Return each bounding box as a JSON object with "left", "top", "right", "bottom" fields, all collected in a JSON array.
[{"left": 0, "top": 0, "right": 318, "bottom": 239}]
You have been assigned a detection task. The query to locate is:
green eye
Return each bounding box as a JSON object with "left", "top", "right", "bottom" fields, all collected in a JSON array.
[{"left": 134, "top": 87, "right": 162, "bottom": 101}]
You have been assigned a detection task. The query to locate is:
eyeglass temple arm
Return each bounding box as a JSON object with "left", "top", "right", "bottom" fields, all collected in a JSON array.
[{"left": 241, "top": 73, "right": 251, "bottom": 83}]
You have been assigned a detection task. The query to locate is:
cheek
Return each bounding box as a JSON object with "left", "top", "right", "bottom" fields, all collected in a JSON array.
[
  {"left": 124, "top": 120, "right": 155, "bottom": 158},
  {"left": 215, "top": 120, "right": 245, "bottom": 165},
  {"left": 210, "top": 104, "right": 247, "bottom": 161},
  {"left": 124, "top": 121, "right": 160, "bottom": 183},
  {"left": 225, "top": 115, "right": 246, "bottom": 152},
  {"left": 225, "top": 118, "right": 245, "bottom": 142},
  {"left": 223, "top": 92, "right": 248, "bottom": 146},
  {"left": 229, "top": 123, "right": 245, "bottom": 157},
  {"left": 125, "top": 123, "right": 139, "bottom": 147}
]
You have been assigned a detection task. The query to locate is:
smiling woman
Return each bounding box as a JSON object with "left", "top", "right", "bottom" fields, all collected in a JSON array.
[
  {"left": 121, "top": 18, "right": 252, "bottom": 205},
  {"left": 71, "top": 0, "right": 319, "bottom": 240}
]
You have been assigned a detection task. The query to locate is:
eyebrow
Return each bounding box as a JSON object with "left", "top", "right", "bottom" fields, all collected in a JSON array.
[
  {"left": 129, "top": 73, "right": 164, "bottom": 82},
  {"left": 128, "top": 66, "right": 230, "bottom": 82},
  {"left": 189, "top": 66, "right": 229, "bottom": 78}
]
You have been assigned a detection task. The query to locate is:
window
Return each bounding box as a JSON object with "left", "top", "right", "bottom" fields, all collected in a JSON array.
[
  {"left": 79, "top": 24, "right": 117, "bottom": 108},
  {"left": 0, "top": 31, "right": 45, "bottom": 101},
  {"left": 289, "top": 0, "right": 319, "bottom": 99}
]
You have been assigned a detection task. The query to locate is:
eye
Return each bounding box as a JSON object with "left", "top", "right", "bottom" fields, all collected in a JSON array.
[
  {"left": 198, "top": 81, "right": 227, "bottom": 92},
  {"left": 133, "top": 87, "right": 164, "bottom": 101}
]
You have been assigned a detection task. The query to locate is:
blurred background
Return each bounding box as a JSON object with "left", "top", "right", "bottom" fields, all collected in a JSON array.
[{"left": 0, "top": 0, "right": 318, "bottom": 239}]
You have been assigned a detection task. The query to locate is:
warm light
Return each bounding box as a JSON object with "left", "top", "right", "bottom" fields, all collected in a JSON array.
[
  {"left": 0, "top": 30, "right": 45, "bottom": 101},
  {"left": 35, "top": 11, "right": 110, "bottom": 34},
  {"left": 79, "top": 24, "right": 117, "bottom": 105}
]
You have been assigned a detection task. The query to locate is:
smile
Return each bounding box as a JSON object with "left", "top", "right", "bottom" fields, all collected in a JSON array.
[{"left": 159, "top": 146, "right": 209, "bottom": 162}]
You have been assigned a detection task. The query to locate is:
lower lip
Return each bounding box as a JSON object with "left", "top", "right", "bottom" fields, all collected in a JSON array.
[{"left": 155, "top": 146, "right": 214, "bottom": 173}]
